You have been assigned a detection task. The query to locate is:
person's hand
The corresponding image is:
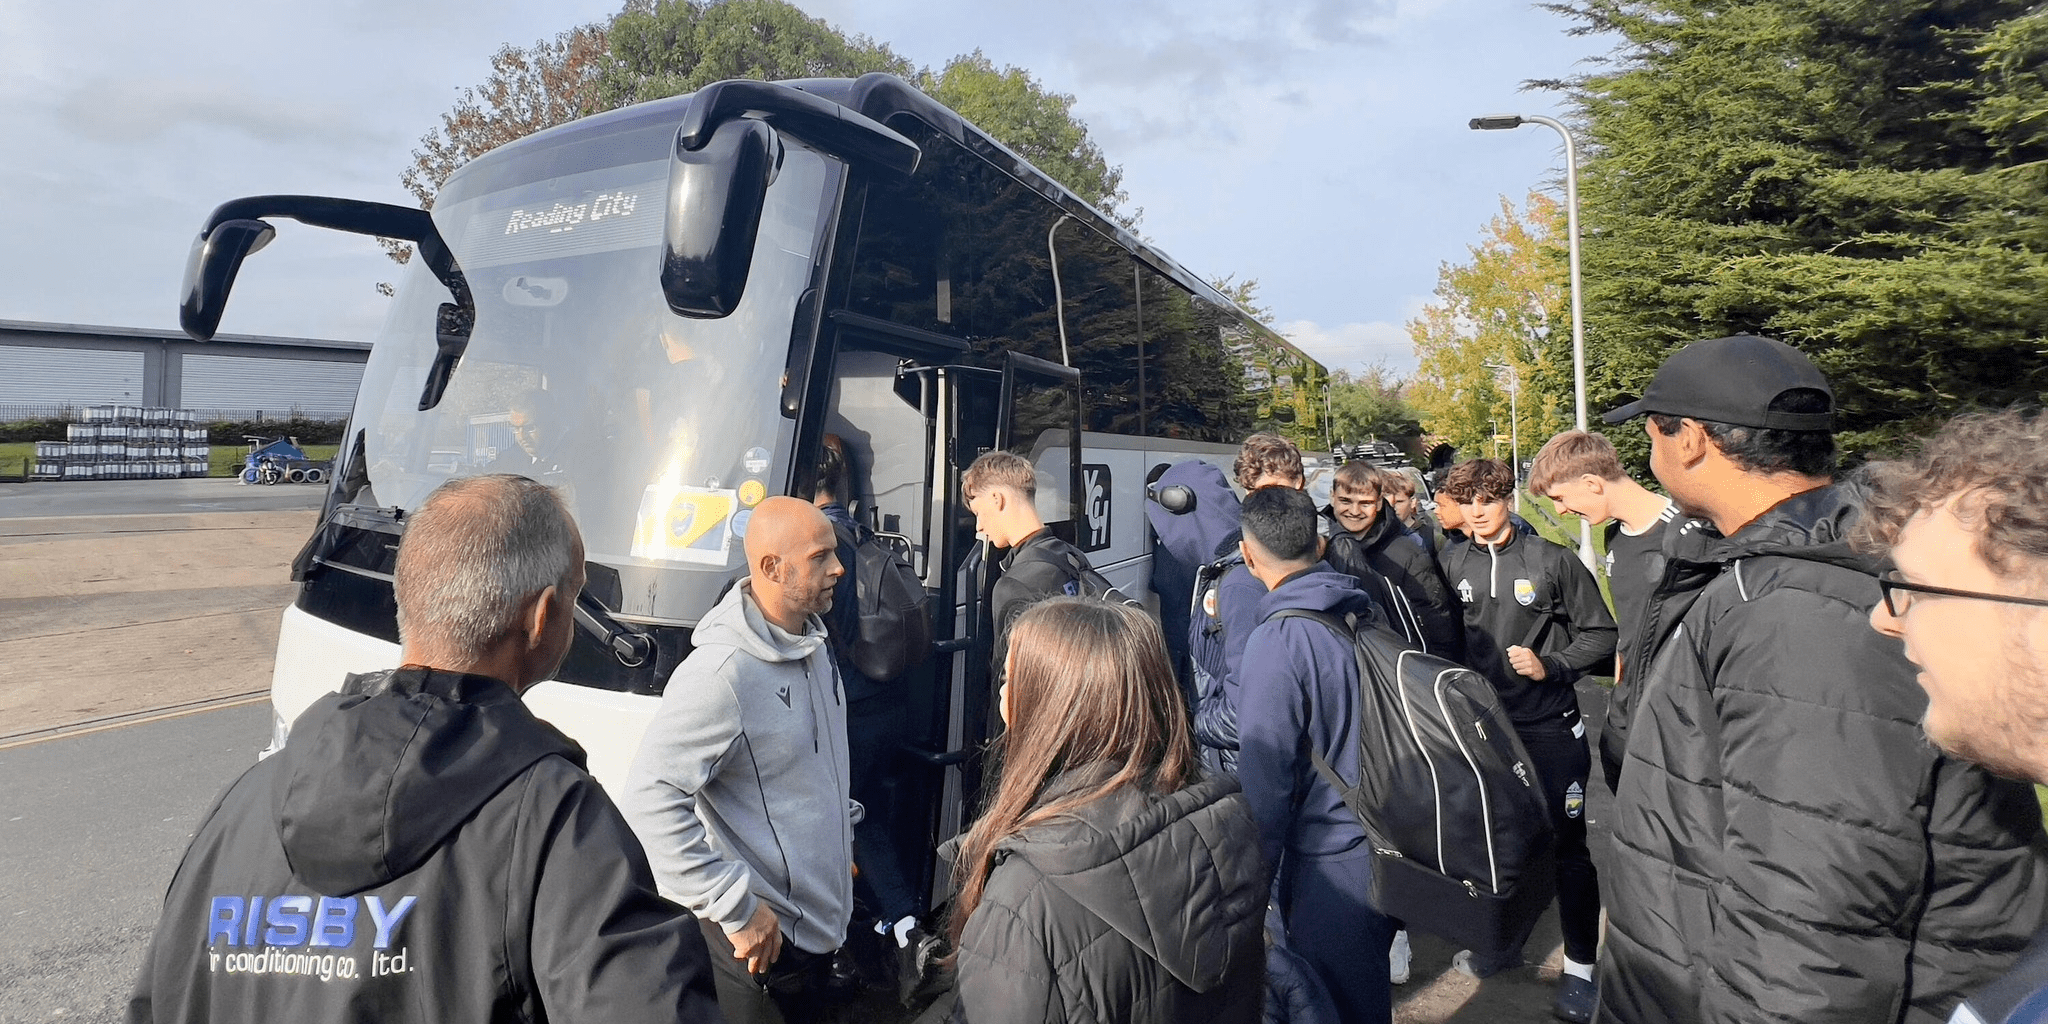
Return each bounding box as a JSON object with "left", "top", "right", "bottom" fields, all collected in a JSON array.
[
  {"left": 1507, "top": 645, "right": 1548, "bottom": 680},
  {"left": 730, "top": 902, "right": 782, "bottom": 976}
]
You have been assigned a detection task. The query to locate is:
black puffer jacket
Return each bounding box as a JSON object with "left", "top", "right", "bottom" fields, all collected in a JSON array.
[
  {"left": 952, "top": 771, "right": 1267, "bottom": 1024},
  {"left": 1323, "top": 499, "right": 1464, "bottom": 662},
  {"left": 1599, "top": 485, "right": 2048, "bottom": 1024}
]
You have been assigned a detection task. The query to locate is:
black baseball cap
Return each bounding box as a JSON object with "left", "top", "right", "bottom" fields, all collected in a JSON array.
[{"left": 1601, "top": 335, "right": 1834, "bottom": 430}]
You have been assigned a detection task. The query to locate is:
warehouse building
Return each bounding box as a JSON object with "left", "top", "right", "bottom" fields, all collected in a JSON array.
[{"left": 0, "top": 320, "right": 370, "bottom": 421}]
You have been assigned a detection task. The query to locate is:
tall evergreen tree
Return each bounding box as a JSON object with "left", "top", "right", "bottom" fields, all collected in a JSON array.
[{"left": 1541, "top": 0, "right": 2048, "bottom": 462}]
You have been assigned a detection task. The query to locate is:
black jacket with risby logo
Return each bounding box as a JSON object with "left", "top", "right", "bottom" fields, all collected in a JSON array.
[
  {"left": 1437, "top": 527, "right": 1617, "bottom": 728},
  {"left": 126, "top": 667, "right": 720, "bottom": 1024}
]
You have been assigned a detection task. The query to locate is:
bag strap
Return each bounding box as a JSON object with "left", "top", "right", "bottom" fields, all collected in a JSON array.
[{"left": 1264, "top": 607, "right": 1399, "bottom": 855}]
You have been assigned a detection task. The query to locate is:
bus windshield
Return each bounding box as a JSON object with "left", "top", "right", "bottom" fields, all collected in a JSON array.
[{"left": 346, "top": 132, "right": 841, "bottom": 625}]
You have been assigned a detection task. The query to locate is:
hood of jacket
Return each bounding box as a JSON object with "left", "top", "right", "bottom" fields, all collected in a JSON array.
[
  {"left": 276, "top": 667, "right": 584, "bottom": 896},
  {"left": 1689, "top": 482, "right": 1881, "bottom": 577},
  {"left": 1734, "top": 480, "right": 1881, "bottom": 574},
  {"left": 996, "top": 771, "right": 1261, "bottom": 992},
  {"left": 692, "top": 577, "right": 828, "bottom": 664},
  {"left": 1257, "top": 565, "right": 1379, "bottom": 623}
]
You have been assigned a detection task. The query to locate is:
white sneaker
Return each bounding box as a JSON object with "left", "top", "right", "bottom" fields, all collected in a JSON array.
[{"left": 1389, "top": 929, "right": 1412, "bottom": 985}]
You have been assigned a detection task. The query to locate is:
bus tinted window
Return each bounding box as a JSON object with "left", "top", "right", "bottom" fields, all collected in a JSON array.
[
  {"left": 1137, "top": 265, "right": 1253, "bottom": 443},
  {"left": 1051, "top": 222, "right": 1141, "bottom": 435},
  {"left": 847, "top": 123, "right": 1062, "bottom": 364}
]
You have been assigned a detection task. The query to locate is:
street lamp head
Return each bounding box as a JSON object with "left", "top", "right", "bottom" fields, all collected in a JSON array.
[{"left": 1469, "top": 114, "right": 1525, "bottom": 131}]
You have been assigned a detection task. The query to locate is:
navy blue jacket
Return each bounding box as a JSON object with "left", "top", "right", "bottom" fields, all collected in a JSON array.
[
  {"left": 1236, "top": 568, "right": 1379, "bottom": 877},
  {"left": 818, "top": 502, "right": 885, "bottom": 703}
]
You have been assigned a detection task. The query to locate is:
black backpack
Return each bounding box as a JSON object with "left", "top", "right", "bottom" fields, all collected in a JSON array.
[
  {"left": 834, "top": 520, "right": 933, "bottom": 682},
  {"left": 1188, "top": 542, "right": 1248, "bottom": 770},
  {"left": 1267, "top": 608, "right": 1557, "bottom": 952},
  {"left": 1011, "top": 541, "right": 1140, "bottom": 607}
]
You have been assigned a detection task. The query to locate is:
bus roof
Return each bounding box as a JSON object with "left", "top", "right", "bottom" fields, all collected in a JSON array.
[{"left": 454, "top": 73, "right": 1323, "bottom": 376}]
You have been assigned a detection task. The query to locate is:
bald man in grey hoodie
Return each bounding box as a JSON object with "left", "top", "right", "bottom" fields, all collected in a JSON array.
[{"left": 622, "top": 496, "right": 856, "bottom": 1024}]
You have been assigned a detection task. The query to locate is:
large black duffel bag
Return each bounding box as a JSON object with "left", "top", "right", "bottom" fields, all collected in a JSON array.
[{"left": 1269, "top": 609, "right": 1555, "bottom": 952}]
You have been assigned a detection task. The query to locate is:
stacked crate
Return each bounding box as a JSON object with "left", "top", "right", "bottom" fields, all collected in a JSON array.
[{"left": 32, "top": 407, "right": 210, "bottom": 480}]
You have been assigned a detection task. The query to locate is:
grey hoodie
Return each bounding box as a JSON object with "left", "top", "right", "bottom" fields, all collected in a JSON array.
[{"left": 621, "top": 579, "right": 856, "bottom": 954}]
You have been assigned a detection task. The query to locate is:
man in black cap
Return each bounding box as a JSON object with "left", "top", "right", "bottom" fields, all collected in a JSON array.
[{"left": 1594, "top": 336, "right": 2048, "bottom": 1024}]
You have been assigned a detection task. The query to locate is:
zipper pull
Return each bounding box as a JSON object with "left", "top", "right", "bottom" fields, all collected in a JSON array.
[{"left": 1474, "top": 719, "right": 1488, "bottom": 741}]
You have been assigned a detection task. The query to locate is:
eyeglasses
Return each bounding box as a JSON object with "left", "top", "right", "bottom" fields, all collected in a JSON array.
[{"left": 1878, "top": 570, "right": 2048, "bottom": 618}]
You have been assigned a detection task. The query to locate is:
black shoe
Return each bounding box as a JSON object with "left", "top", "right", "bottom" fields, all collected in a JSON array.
[
  {"left": 825, "top": 945, "right": 863, "bottom": 993},
  {"left": 896, "top": 927, "right": 951, "bottom": 1008},
  {"left": 1553, "top": 974, "right": 1596, "bottom": 1023}
]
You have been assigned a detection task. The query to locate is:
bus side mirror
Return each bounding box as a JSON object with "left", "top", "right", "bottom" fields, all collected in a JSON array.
[
  {"left": 662, "top": 117, "right": 780, "bottom": 319},
  {"left": 180, "top": 219, "right": 276, "bottom": 340}
]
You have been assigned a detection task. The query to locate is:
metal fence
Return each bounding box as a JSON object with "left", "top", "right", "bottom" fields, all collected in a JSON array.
[{"left": 0, "top": 402, "right": 330, "bottom": 424}]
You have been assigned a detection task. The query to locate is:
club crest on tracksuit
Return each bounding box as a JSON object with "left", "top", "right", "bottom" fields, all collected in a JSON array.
[
  {"left": 1565, "top": 781, "right": 1585, "bottom": 819},
  {"left": 1514, "top": 578, "right": 1536, "bottom": 606},
  {"left": 1456, "top": 579, "right": 1474, "bottom": 604}
]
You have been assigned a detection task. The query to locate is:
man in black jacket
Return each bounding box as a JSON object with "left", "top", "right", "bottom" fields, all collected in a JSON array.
[
  {"left": 1859, "top": 408, "right": 2048, "bottom": 1024},
  {"left": 1597, "top": 336, "right": 2048, "bottom": 1024},
  {"left": 1323, "top": 460, "right": 1463, "bottom": 661},
  {"left": 1436, "top": 458, "right": 1615, "bottom": 1021},
  {"left": 127, "top": 474, "right": 720, "bottom": 1024}
]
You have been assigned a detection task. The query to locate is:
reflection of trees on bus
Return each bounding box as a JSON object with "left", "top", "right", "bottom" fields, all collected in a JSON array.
[{"left": 847, "top": 118, "right": 1323, "bottom": 448}]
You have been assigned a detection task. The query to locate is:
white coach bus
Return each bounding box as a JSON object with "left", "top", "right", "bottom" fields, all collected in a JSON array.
[{"left": 178, "top": 73, "right": 1328, "bottom": 901}]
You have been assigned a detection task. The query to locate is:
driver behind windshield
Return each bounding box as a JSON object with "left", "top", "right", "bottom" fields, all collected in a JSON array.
[{"left": 489, "top": 388, "right": 571, "bottom": 476}]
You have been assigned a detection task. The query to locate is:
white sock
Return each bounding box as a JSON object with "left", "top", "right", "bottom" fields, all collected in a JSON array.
[
  {"left": 1563, "top": 956, "right": 1595, "bottom": 982},
  {"left": 892, "top": 915, "right": 918, "bottom": 949}
]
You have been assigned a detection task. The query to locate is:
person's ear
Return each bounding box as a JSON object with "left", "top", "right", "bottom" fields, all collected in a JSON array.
[
  {"left": 1676, "top": 419, "right": 1713, "bottom": 468},
  {"left": 1316, "top": 535, "right": 1328, "bottom": 560},
  {"left": 1239, "top": 538, "right": 1258, "bottom": 574},
  {"left": 1583, "top": 475, "right": 1607, "bottom": 495},
  {"left": 757, "top": 552, "right": 785, "bottom": 584},
  {"left": 527, "top": 584, "right": 559, "bottom": 650}
]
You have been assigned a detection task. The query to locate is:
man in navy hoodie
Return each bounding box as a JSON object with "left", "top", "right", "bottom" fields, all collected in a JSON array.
[{"left": 1236, "top": 485, "right": 1395, "bottom": 1024}]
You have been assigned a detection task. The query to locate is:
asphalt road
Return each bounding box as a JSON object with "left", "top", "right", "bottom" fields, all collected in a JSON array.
[
  {"left": 0, "top": 704, "right": 271, "bottom": 1022},
  {"left": 0, "top": 478, "right": 326, "bottom": 519}
]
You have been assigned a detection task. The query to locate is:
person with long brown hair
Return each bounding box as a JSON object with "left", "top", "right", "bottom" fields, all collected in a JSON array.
[{"left": 947, "top": 597, "right": 1265, "bottom": 1023}]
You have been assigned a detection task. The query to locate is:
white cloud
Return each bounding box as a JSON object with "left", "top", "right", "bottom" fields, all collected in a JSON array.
[{"left": 1279, "top": 318, "right": 1417, "bottom": 376}]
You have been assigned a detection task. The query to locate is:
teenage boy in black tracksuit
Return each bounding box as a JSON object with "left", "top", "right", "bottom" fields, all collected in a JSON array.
[
  {"left": 1527, "top": 429, "right": 1693, "bottom": 793},
  {"left": 1436, "top": 458, "right": 1616, "bottom": 1023},
  {"left": 1322, "top": 461, "right": 1464, "bottom": 662},
  {"left": 964, "top": 450, "right": 1094, "bottom": 676}
]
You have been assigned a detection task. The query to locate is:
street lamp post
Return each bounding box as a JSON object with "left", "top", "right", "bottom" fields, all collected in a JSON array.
[
  {"left": 1471, "top": 112, "right": 1595, "bottom": 569},
  {"left": 1485, "top": 360, "right": 1521, "bottom": 497}
]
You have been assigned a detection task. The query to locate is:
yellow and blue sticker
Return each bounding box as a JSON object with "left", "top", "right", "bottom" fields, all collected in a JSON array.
[{"left": 632, "top": 486, "right": 738, "bottom": 565}]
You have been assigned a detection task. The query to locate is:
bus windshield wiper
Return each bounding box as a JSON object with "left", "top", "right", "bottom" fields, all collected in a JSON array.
[{"left": 574, "top": 591, "right": 653, "bottom": 667}]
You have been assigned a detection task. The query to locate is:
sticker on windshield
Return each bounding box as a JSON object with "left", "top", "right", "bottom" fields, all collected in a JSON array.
[
  {"left": 738, "top": 479, "right": 767, "bottom": 507},
  {"left": 742, "top": 447, "right": 771, "bottom": 475},
  {"left": 631, "top": 486, "right": 738, "bottom": 565}
]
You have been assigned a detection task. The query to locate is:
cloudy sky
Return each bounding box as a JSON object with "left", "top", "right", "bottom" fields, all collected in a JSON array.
[{"left": 0, "top": 0, "right": 1606, "bottom": 377}]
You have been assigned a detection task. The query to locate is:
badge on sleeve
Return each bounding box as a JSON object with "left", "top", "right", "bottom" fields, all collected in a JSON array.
[{"left": 1514, "top": 578, "right": 1536, "bottom": 606}]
